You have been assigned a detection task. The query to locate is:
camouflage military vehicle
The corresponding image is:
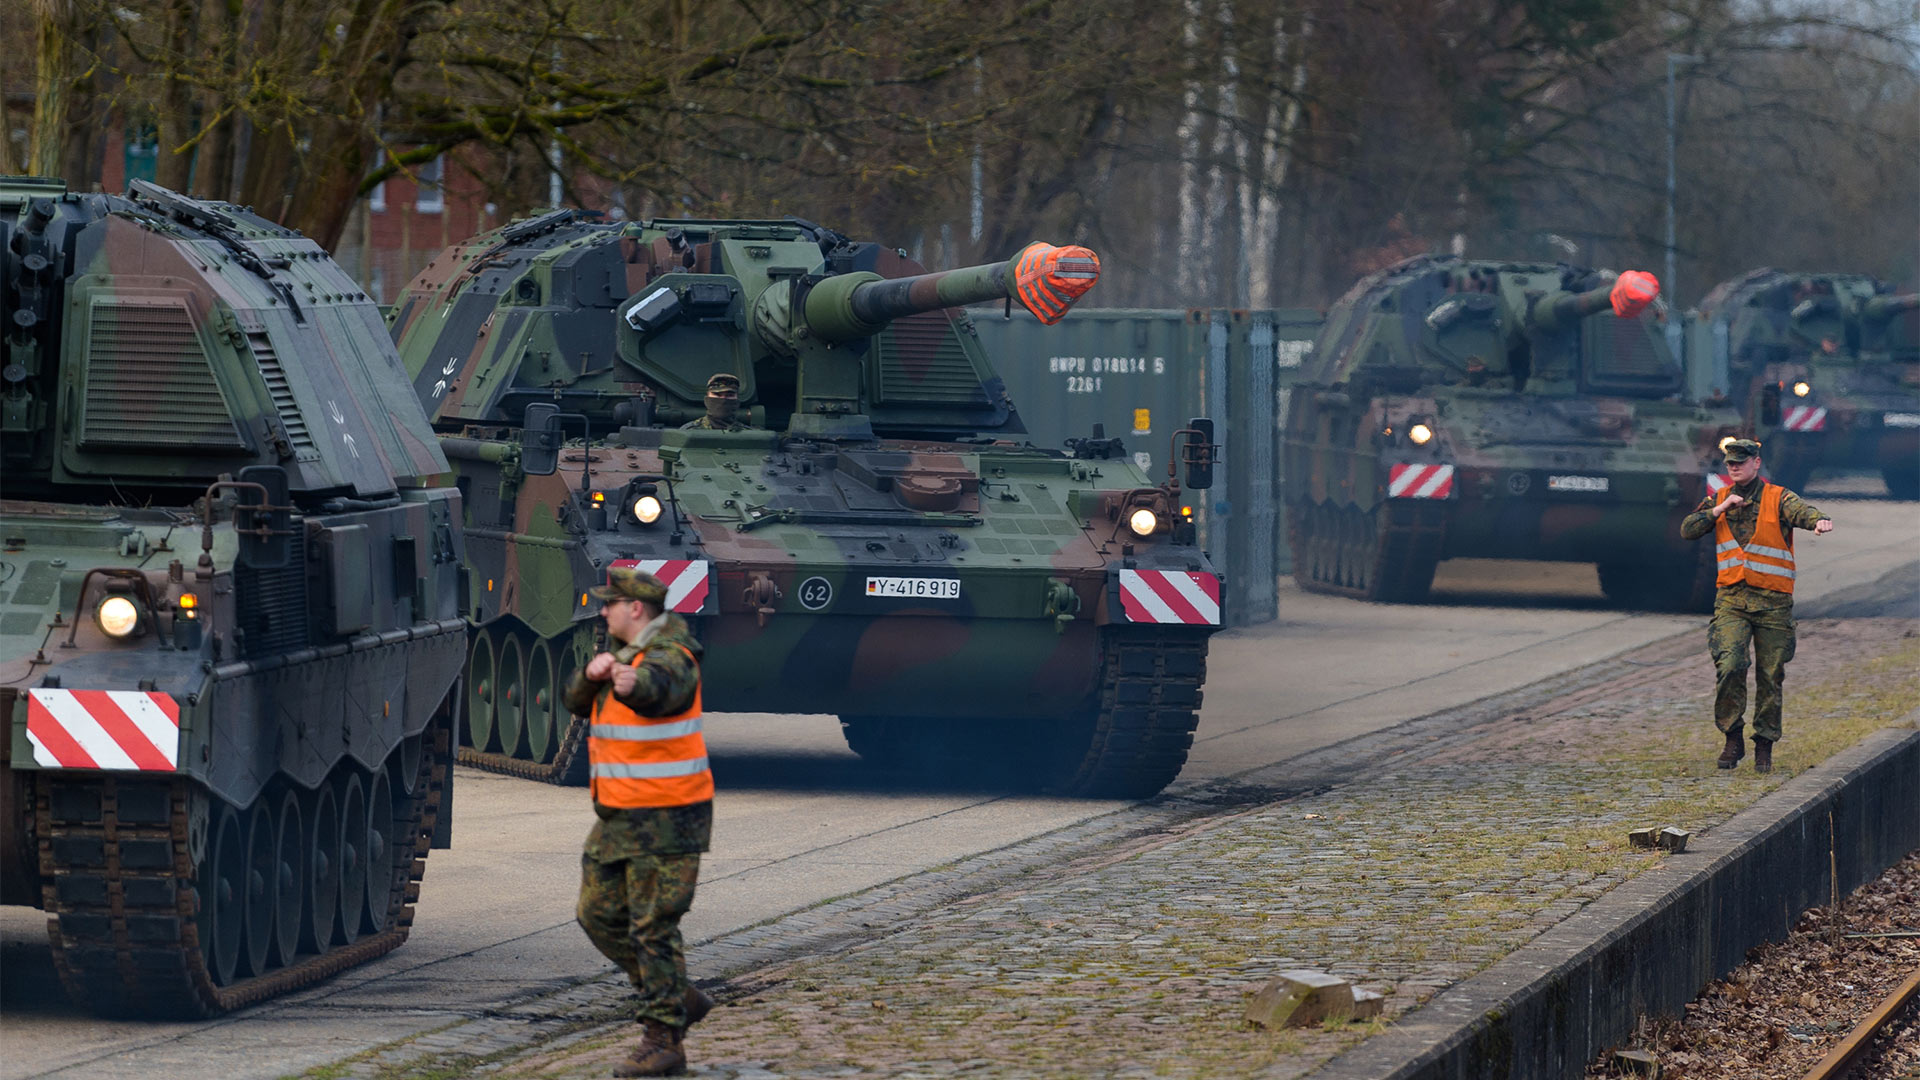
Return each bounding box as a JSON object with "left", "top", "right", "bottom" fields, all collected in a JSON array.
[
  {"left": 1, "top": 178, "right": 466, "bottom": 1017},
  {"left": 390, "top": 214, "right": 1220, "bottom": 798},
  {"left": 1691, "top": 270, "right": 1919, "bottom": 497},
  {"left": 1284, "top": 255, "right": 1744, "bottom": 612}
]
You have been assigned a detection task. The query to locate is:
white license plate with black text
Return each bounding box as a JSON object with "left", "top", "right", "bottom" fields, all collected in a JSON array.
[
  {"left": 865, "top": 577, "right": 961, "bottom": 599},
  {"left": 1547, "top": 475, "right": 1610, "bottom": 493},
  {"left": 1883, "top": 413, "right": 1920, "bottom": 428}
]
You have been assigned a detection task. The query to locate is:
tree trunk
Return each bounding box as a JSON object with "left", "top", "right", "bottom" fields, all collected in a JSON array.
[
  {"left": 29, "top": 0, "right": 73, "bottom": 178},
  {"left": 154, "top": 0, "right": 198, "bottom": 191}
]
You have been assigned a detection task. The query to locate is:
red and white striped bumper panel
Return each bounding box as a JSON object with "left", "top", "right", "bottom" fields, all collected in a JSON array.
[
  {"left": 608, "top": 559, "right": 712, "bottom": 614},
  {"left": 1118, "top": 569, "right": 1221, "bottom": 626},
  {"left": 25, "top": 690, "right": 180, "bottom": 771},
  {"left": 1781, "top": 405, "right": 1827, "bottom": 432},
  {"left": 1707, "top": 473, "right": 1729, "bottom": 493},
  {"left": 1388, "top": 464, "right": 1454, "bottom": 499}
]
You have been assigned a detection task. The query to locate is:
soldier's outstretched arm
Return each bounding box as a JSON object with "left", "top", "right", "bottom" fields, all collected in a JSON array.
[
  {"left": 1778, "top": 489, "right": 1831, "bottom": 532},
  {"left": 612, "top": 645, "right": 700, "bottom": 717}
]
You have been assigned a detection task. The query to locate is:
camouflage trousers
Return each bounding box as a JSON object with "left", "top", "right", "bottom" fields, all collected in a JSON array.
[
  {"left": 577, "top": 852, "right": 701, "bottom": 1026},
  {"left": 1707, "top": 597, "right": 1797, "bottom": 743}
]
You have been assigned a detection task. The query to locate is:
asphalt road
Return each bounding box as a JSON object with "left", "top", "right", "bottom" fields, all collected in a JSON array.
[{"left": 5, "top": 489, "right": 1915, "bottom": 1080}]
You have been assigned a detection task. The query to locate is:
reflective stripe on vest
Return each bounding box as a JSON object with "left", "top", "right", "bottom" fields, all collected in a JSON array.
[
  {"left": 1713, "top": 484, "right": 1796, "bottom": 594},
  {"left": 587, "top": 644, "right": 714, "bottom": 808}
]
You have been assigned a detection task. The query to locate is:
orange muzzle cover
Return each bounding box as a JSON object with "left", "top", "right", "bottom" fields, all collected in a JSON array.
[
  {"left": 1610, "top": 270, "right": 1660, "bottom": 318},
  {"left": 1013, "top": 243, "right": 1101, "bottom": 324}
]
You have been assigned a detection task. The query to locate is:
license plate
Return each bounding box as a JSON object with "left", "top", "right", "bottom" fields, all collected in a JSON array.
[
  {"left": 1884, "top": 412, "right": 1920, "bottom": 428},
  {"left": 1547, "top": 474, "right": 1609, "bottom": 493},
  {"left": 865, "top": 577, "right": 961, "bottom": 599}
]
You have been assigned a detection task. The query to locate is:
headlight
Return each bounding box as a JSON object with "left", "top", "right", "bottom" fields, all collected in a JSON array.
[
  {"left": 1719, "top": 435, "right": 1737, "bottom": 452},
  {"left": 1792, "top": 381, "right": 1810, "bottom": 397},
  {"left": 632, "top": 495, "right": 664, "bottom": 525},
  {"left": 1408, "top": 423, "right": 1434, "bottom": 446},
  {"left": 1127, "top": 508, "right": 1160, "bottom": 537},
  {"left": 97, "top": 596, "right": 140, "bottom": 638}
]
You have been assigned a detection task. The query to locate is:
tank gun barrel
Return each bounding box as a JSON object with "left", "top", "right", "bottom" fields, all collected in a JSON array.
[
  {"left": 1527, "top": 270, "right": 1661, "bottom": 334},
  {"left": 804, "top": 242, "right": 1100, "bottom": 343},
  {"left": 1860, "top": 293, "right": 1919, "bottom": 321}
]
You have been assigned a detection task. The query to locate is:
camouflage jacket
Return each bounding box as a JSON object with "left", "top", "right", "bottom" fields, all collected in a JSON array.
[
  {"left": 566, "top": 613, "right": 712, "bottom": 858},
  {"left": 1680, "top": 478, "right": 1828, "bottom": 611},
  {"left": 679, "top": 415, "right": 752, "bottom": 431}
]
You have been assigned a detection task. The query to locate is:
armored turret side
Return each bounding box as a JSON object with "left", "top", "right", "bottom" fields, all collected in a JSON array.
[
  {"left": 1693, "top": 269, "right": 1920, "bottom": 496},
  {"left": 395, "top": 216, "right": 1223, "bottom": 799},
  {"left": 1, "top": 178, "right": 466, "bottom": 1018},
  {"left": 1284, "top": 255, "right": 1740, "bottom": 610}
]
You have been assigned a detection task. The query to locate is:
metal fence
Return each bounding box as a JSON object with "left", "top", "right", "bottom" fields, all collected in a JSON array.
[{"left": 975, "top": 307, "right": 1322, "bottom": 627}]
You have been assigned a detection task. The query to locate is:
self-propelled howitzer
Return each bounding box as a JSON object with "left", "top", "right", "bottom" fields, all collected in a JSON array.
[
  {"left": 1286, "top": 255, "right": 1741, "bottom": 609},
  {"left": 2, "top": 178, "right": 465, "bottom": 1017},
  {"left": 393, "top": 216, "right": 1222, "bottom": 798},
  {"left": 1691, "top": 270, "right": 1920, "bottom": 497}
]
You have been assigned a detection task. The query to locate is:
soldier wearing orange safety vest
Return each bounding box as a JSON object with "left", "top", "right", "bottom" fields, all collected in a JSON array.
[
  {"left": 565, "top": 566, "right": 715, "bottom": 1077},
  {"left": 1680, "top": 439, "right": 1833, "bottom": 774}
]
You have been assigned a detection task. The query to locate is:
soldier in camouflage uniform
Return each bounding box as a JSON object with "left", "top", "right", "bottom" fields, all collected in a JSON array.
[
  {"left": 568, "top": 567, "right": 715, "bottom": 1077},
  {"left": 1679, "top": 439, "right": 1833, "bottom": 773},
  {"left": 679, "top": 372, "right": 752, "bottom": 431}
]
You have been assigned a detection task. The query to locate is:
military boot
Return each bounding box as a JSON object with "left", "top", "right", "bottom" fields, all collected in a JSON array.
[
  {"left": 1716, "top": 722, "right": 1745, "bottom": 769},
  {"left": 684, "top": 985, "right": 714, "bottom": 1027},
  {"left": 1753, "top": 737, "right": 1773, "bottom": 774},
  {"left": 612, "top": 1020, "right": 685, "bottom": 1078}
]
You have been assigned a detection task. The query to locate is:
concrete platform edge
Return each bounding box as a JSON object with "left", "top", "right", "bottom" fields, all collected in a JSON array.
[{"left": 1310, "top": 717, "right": 1920, "bottom": 1080}]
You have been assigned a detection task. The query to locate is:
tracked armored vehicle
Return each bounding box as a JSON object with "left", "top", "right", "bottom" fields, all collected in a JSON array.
[
  {"left": 391, "top": 214, "right": 1220, "bottom": 798},
  {"left": 1285, "top": 255, "right": 1743, "bottom": 612},
  {"left": 1, "top": 178, "right": 465, "bottom": 1017},
  {"left": 1692, "top": 270, "right": 1919, "bottom": 497}
]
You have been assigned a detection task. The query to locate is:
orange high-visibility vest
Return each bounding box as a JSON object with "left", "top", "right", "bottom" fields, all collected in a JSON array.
[
  {"left": 1713, "top": 483, "right": 1795, "bottom": 593},
  {"left": 587, "top": 645, "right": 713, "bottom": 808}
]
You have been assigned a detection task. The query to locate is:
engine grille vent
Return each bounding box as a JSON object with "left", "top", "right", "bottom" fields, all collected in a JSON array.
[
  {"left": 81, "top": 298, "right": 247, "bottom": 449},
  {"left": 246, "top": 331, "right": 317, "bottom": 453},
  {"left": 873, "top": 312, "right": 991, "bottom": 406},
  {"left": 235, "top": 526, "right": 310, "bottom": 658}
]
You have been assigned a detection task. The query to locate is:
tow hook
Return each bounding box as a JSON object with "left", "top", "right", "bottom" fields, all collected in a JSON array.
[
  {"left": 1044, "top": 577, "right": 1080, "bottom": 634},
  {"left": 744, "top": 572, "right": 782, "bottom": 628}
]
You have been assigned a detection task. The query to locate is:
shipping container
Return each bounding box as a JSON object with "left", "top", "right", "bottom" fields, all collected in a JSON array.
[{"left": 977, "top": 307, "right": 1322, "bottom": 626}]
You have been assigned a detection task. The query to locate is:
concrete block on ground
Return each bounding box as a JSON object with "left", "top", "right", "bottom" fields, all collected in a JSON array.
[
  {"left": 1628, "top": 827, "right": 1658, "bottom": 849},
  {"left": 1247, "top": 970, "right": 1381, "bottom": 1028},
  {"left": 1658, "top": 827, "right": 1690, "bottom": 853},
  {"left": 1610, "top": 1048, "right": 1662, "bottom": 1076}
]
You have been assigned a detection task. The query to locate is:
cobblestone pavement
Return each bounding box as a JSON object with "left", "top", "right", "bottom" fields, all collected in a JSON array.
[{"left": 299, "top": 605, "right": 1920, "bottom": 1080}]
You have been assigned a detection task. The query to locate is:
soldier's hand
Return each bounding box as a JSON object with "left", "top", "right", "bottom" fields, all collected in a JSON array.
[
  {"left": 1813, "top": 519, "right": 1833, "bottom": 535},
  {"left": 1714, "top": 493, "right": 1746, "bottom": 516},
  {"left": 585, "top": 652, "right": 617, "bottom": 681},
  {"left": 610, "top": 665, "right": 639, "bottom": 697}
]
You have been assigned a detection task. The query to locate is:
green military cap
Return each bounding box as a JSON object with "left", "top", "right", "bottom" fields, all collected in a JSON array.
[
  {"left": 589, "top": 566, "right": 669, "bottom": 604},
  {"left": 706, "top": 372, "right": 741, "bottom": 392},
  {"left": 1721, "top": 438, "right": 1762, "bottom": 463}
]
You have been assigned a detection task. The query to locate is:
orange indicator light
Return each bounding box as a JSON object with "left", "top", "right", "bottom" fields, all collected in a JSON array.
[{"left": 177, "top": 593, "right": 198, "bottom": 610}]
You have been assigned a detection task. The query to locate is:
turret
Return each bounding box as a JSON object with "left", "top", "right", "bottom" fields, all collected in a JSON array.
[
  {"left": 2, "top": 176, "right": 448, "bottom": 504},
  {"left": 394, "top": 218, "right": 1100, "bottom": 440}
]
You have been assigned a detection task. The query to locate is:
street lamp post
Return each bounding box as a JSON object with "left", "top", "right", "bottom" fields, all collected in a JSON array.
[{"left": 1666, "top": 52, "right": 1703, "bottom": 350}]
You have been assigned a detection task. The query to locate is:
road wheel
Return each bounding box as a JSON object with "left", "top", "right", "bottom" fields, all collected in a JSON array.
[
  {"left": 202, "top": 804, "right": 246, "bottom": 986},
  {"left": 495, "top": 632, "right": 529, "bottom": 760},
  {"left": 363, "top": 767, "right": 395, "bottom": 935},
  {"left": 466, "top": 632, "right": 498, "bottom": 752},
  {"left": 303, "top": 783, "right": 340, "bottom": 953},
  {"left": 336, "top": 773, "right": 368, "bottom": 946},
  {"left": 525, "top": 637, "right": 562, "bottom": 764},
  {"left": 241, "top": 798, "right": 274, "bottom": 977},
  {"left": 271, "top": 789, "right": 303, "bottom": 968}
]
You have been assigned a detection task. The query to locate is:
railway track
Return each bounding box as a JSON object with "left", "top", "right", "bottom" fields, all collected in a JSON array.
[{"left": 1802, "top": 967, "right": 1920, "bottom": 1080}]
